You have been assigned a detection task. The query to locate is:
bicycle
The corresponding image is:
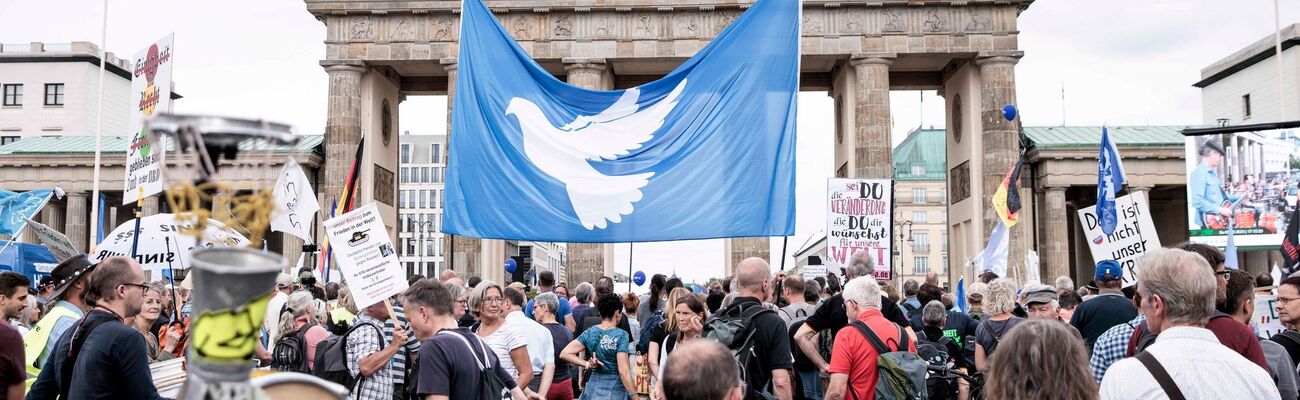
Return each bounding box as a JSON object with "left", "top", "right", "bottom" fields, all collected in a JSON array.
[{"left": 925, "top": 363, "right": 985, "bottom": 400}]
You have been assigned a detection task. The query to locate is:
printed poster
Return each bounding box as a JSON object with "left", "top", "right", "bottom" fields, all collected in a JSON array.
[
  {"left": 123, "top": 34, "right": 174, "bottom": 205},
  {"left": 827, "top": 178, "right": 892, "bottom": 280},
  {"left": 324, "top": 203, "right": 407, "bottom": 308},
  {"left": 25, "top": 218, "right": 79, "bottom": 262}
]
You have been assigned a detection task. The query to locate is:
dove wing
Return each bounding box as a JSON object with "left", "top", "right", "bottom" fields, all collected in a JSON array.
[
  {"left": 557, "top": 79, "right": 687, "bottom": 161},
  {"left": 560, "top": 88, "right": 641, "bottom": 131}
]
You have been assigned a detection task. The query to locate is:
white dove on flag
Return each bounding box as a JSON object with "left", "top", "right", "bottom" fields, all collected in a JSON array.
[{"left": 506, "top": 80, "right": 687, "bottom": 230}]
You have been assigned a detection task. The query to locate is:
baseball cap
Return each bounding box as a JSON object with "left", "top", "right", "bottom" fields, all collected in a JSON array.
[
  {"left": 275, "top": 273, "right": 293, "bottom": 289},
  {"left": 1095, "top": 260, "right": 1123, "bottom": 282}
]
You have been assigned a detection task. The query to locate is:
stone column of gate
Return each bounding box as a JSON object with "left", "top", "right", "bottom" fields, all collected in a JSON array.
[
  {"left": 65, "top": 192, "right": 88, "bottom": 252},
  {"left": 562, "top": 58, "right": 616, "bottom": 286},
  {"left": 1042, "top": 186, "right": 1069, "bottom": 282},
  {"left": 975, "top": 52, "right": 1025, "bottom": 277},
  {"left": 41, "top": 204, "right": 64, "bottom": 241},
  {"left": 319, "top": 60, "right": 364, "bottom": 278},
  {"left": 849, "top": 53, "right": 894, "bottom": 179}
]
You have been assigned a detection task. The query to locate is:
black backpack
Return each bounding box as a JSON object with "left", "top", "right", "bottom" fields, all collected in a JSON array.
[
  {"left": 270, "top": 324, "right": 313, "bottom": 373},
  {"left": 703, "top": 301, "right": 779, "bottom": 400},
  {"left": 915, "top": 331, "right": 957, "bottom": 400},
  {"left": 313, "top": 321, "right": 383, "bottom": 392},
  {"left": 441, "top": 330, "right": 511, "bottom": 400},
  {"left": 637, "top": 313, "right": 664, "bottom": 354}
]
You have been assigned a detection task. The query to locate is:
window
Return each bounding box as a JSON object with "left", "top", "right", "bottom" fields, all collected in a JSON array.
[
  {"left": 0, "top": 136, "right": 18, "bottom": 146},
  {"left": 426, "top": 238, "right": 434, "bottom": 255},
  {"left": 401, "top": 144, "right": 411, "bottom": 163},
  {"left": 438, "top": 189, "right": 444, "bottom": 208},
  {"left": 419, "top": 190, "right": 427, "bottom": 208},
  {"left": 421, "top": 167, "right": 430, "bottom": 183},
  {"left": 405, "top": 238, "right": 415, "bottom": 255},
  {"left": 912, "top": 232, "right": 929, "bottom": 252},
  {"left": 912, "top": 211, "right": 927, "bottom": 224},
  {"left": 941, "top": 231, "right": 948, "bottom": 250},
  {"left": 431, "top": 144, "right": 441, "bottom": 164},
  {"left": 942, "top": 257, "right": 948, "bottom": 274},
  {"left": 400, "top": 167, "right": 410, "bottom": 183},
  {"left": 1242, "top": 94, "right": 1252, "bottom": 119},
  {"left": 433, "top": 167, "right": 442, "bottom": 183},
  {"left": 2, "top": 84, "right": 21, "bottom": 106},
  {"left": 399, "top": 192, "right": 407, "bottom": 211},
  {"left": 914, "top": 256, "right": 929, "bottom": 275},
  {"left": 429, "top": 191, "right": 437, "bottom": 209},
  {"left": 911, "top": 163, "right": 925, "bottom": 177},
  {"left": 939, "top": 191, "right": 947, "bottom": 204},
  {"left": 912, "top": 188, "right": 926, "bottom": 203},
  {"left": 44, "top": 83, "right": 64, "bottom": 106}
]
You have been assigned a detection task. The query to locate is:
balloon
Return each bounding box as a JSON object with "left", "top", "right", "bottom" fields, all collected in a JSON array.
[
  {"left": 1002, "top": 104, "right": 1017, "bottom": 121},
  {"left": 505, "top": 258, "right": 517, "bottom": 273},
  {"left": 633, "top": 271, "right": 646, "bottom": 286}
]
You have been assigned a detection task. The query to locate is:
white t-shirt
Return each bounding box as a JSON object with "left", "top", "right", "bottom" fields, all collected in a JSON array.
[
  {"left": 507, "top": 311, "right": 555, "bottom": 375},
  {"left": 481, "top": 313, "right": 530, "bottom": 378},
  {"left": 263, "top": 291, "right": 289, "bottom": 345}
]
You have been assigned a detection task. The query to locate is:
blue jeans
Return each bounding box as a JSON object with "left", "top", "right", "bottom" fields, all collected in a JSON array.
[
  {"left": 798, "top": 369, "right": 823, "bottom": 400},
  {"left": 580, "top": 373, "right": 628, "bottom": 400}
]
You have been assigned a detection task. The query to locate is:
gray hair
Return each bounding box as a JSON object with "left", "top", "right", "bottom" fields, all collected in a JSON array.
[
  {"left": 443, "top": 281, "right": 464, "bottom": 301},
  {"left": 534, "top": 292, "right": 559, "bottom": 316},
  {"left": 575, "top": 282, "right": 594, "bottom": 304},
  {"left": 846, "top": 251, "right": 875, "bottom": 278},
  {"left": 1054, "top": 276, "right": 1075, "bottom": 292},
  {"left": 1138, "top": 248, "right": 1216, "bottom": 325},
  {"left": 903, "top": 279, "right": 920, "bottom": 296},
  {"left": 468, "top": 279, "right": 502, "bottom": 317},
  {"left": 842, "top": 276, "right": 881, "bottom": 310},
  {"left": 985, "top": 278, "right": 1019, "bottom": 315},
  {"left": 922, "top": 300, "right": 947, "bottom": 328}
]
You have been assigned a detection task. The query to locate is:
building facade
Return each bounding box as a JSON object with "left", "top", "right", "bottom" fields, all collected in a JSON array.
[
  {"left": 396, "top": 133, "right": 448, "bottom": 278},
  {"left": 0, "top": 42, "right": 134, "bottom": 143},
  {"left": 893, "top": 128, "right": 948, "bottom": 287}
]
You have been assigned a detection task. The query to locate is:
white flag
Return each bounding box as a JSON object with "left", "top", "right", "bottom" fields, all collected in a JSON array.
[
  {"left": 271, "top": 157, "right": 321, "bottom": 243},
  {"left": 977, "top": 221, "right": 1009, "bottom": 277},
  {"left": 1025, "top": 249, "right": 1041, "bottom": 284},
  {"left": 25, "top": 218, "right": 79, "bottom": 262}
]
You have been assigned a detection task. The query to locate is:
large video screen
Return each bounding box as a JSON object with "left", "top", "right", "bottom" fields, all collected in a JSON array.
[{"left": 1186, "top": 128, "right": 1300, "bottom": 248}]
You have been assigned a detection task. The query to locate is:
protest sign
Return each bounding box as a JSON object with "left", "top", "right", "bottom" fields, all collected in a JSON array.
[
  {"left": 827, "top": 178, "right": 892, "bottom": 280},
  {"left": 324, "top": 203, "right": 407, "bottom": 308},
  {"left": 271, "top": 157, "right": 321, "bottom": 243},
  {"left": 801, "top": 264, "right": 827, "bottom": 280},
  {"left": 123, "top": 34, "right": 174, "bottom": 205},
  {"left": 1077, "top": 191, "right": 1161, "bottom": 287},
  {"left": 25, "top": 218, "right": 79, "bottom": 262},
  {"left": 1255, "top": 294, "right": 1286, "bottom": 339}
]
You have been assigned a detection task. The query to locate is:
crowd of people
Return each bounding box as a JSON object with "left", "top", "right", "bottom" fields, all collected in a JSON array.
[{"left": 2, "top": 239, "right": 1300, "bottom": 400}]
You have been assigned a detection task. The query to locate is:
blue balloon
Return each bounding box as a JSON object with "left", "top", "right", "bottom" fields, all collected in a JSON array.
[
  {"left": 1002, "top": 104, "right": 1018, "bottom": 121},
  {"left": 633, "top": 271, "right": 646, "bottom": 286},
  {"left": 505, "top": 258, "right": 517, "bottom": 273}
]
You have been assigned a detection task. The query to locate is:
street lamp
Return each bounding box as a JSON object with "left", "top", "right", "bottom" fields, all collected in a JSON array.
[
  {"left": 893, "top": 220, "right": 913, "bottom": 279},
  {"left": 409, "top": 219, "right": 436, "bottom": 277}
]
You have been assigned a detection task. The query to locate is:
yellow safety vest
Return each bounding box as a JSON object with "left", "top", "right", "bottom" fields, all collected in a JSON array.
[
  {"left": 329, "top": 306, "right": 355, "bottom": 325},
  {"left": 23, "top": 303, "right": 81, "bottom": 388}
]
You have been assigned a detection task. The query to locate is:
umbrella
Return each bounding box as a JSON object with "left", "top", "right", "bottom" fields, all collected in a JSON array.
[
  {"left": 0, "top": 240, "right": 59, "bottom": 283},
  {"left": 92, "top": 214, "right": 250, "bottom": 270}
]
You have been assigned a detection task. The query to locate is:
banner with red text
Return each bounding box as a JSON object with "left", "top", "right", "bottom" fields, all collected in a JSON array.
[{"left": 827, "top": 178, "right": 892, "bottom": 280}]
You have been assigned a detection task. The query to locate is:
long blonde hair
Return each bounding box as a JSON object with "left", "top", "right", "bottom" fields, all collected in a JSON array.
[
  {"left": 277, "top": 291, "right": 315, "bottom": 341},
  {"left": 662, "top": 287, "right": 694, "bottom": 333}
]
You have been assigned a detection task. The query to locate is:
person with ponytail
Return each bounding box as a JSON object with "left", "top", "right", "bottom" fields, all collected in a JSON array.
[
  {"left": 637, "top": 274, "right": 668, "bottom": 326},
  {"left": 276, "top": 291, "right": 330, "bottom": 370}
]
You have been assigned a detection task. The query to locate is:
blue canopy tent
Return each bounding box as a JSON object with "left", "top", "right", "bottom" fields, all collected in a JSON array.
[{"left": 0, "top": 240, "right": 59, "bottom": 284}]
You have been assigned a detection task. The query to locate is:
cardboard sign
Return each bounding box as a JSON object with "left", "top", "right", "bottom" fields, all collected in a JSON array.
[
  {"left": 25, "top": 218, "right": 78, "bottom": 262},
  {"left": 123, "top": 34, "right": 174, "bottom": 205},
  {"left": 1255, "top": 294, "right": 1286, "bottom": 339},
  {"left": 1077, "top": 192, "right": 1161, "bottom": 287},
  {"left": 827, "top": 178, "right": 892, "bottom": 280},
  {"left": 324, "top": 203, "right": 407, "bottom": 308}
]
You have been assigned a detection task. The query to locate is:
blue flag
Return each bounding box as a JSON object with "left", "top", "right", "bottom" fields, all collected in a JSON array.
[
  {"left": 1225, "top": 219, "right": 1239, "bottom": 269},
  {"left": 1097, "top": 126, "right": 1126, "bottom": 235},
  {"left": 0, "top": 189, "right": 53, "bottom": 236},
  {"left": 444, "top": 0, "right": 798, "bottom": 242},
  {"left": 955, "top": 276, "right": 968, "bottom": 313},
  {"left": 97, "top": 193, "right": 107, "bottom": 244}
]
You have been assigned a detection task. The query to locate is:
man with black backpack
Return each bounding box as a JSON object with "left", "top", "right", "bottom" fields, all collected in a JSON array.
[
  {"left": 703, "top": 257, "right": 793, "bottom": 400},
  {"left": 779, "top": 277, "right": 815, "bottom": 328},
  {"left": 403, "top": 279, "right": 527, "bottom": 400}
]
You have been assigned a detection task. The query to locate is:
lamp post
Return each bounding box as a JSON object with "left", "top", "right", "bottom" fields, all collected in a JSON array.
[
  {"left": 893, "top": 220, "right": 913, "bottom": 281},
  {"left": 410, "top": 219, "right": 435, "bottom": 277}
]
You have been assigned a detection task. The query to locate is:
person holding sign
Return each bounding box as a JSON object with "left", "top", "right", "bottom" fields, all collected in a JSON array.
[{"left": 346, "top": 300, "right": 409, "bottom": 400}]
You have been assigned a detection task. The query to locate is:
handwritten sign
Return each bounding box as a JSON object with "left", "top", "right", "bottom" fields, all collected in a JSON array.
[
  {"left": 271, "top": 157, "right": 320, "bottom": 243},
  {"left": 324, "top": 203, "right": 408, "bottom": 308},
  {"left": 1077, "top": 192, "right": 1161, "bottom": 287},
  {"left": 1255, "top": 294, "right": 1286, "bottom": 339},
  {"left": 827, "top": 178, "right": 892, "bottom": 280},
  {"left": 122, "top": 33, "right": 174, "bottom": 205}
]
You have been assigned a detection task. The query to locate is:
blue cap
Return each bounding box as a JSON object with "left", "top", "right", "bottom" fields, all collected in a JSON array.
[{"left": 1095, "top": 260, "right": 1123, "bottom": 282}]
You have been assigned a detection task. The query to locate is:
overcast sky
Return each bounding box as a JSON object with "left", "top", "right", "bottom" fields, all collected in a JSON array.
[{"left": 3, "top": 0, "right": 1297, "bottom": 288}]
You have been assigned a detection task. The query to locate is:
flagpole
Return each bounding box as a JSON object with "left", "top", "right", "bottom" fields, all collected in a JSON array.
[{"left": 88, "top": 0, "right": 109, "bottom": 251}]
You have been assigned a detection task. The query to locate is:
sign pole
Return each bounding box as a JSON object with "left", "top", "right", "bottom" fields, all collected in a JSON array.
[
  {"left": 628, "top": 243, "right": 634, "bottom": 293},
  {"left": 779, "top": 236, "right": 788, "bottom": 271},
  {"left": 130, "top": 187, "right": 144, "bottom": 257},
  {"left": 88, "top": 0, "right": 108, "bottom": 252}
]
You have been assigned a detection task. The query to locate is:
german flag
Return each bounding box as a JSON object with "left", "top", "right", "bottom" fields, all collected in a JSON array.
[
  {"left": 339, "top": 138, "right": 365, "bottom": 213},
  {"left": 991, "top": 156, "right": 1023, "bottom": 228}
]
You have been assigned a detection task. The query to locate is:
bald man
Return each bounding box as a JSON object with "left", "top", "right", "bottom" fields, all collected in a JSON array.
[
  {"left": 439, "top": 269, "right": 460, "bottom": 283},
  {"left": 711, "top": 257, "right": 793, "bottom": 400},
  {"left": 659, "top": 340, "right": 744, "bottom": 400},
  {"left": 925, "top": 271, "right": 940, "bottom": 287}
]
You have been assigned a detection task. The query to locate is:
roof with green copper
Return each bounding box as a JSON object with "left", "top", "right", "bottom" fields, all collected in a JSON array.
[
  {"left": 0, "top": 135, "right": 325, "bottom": 155},
  {"left": 893, "top": 128, "right": 946, "bottom": 181},
  {"left": 1023, "top": 125, "right": 1196, "bottom": 148}
]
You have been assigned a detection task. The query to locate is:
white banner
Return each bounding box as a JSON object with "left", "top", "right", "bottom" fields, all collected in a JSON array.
[
  {"left": 1255, "top": 294, "right": 1286, "bottom": 339},
  {"left": 1076, "top": 191, "right": 1161, "bottom": 287},
  {"left": 271, "top": 157, "right": 321, "bottom": 243},
  {"left": 123, "top": 34, "right": 174, "bottom": 205},
  {"left": 827, "top": 178, "right": 892, "bottom": 280},
  {"left": 25, "top": 218, "right": 79, "bottom": 262},
  {"left": 324, "top": 203, "right": 407, "bottom": 308}
]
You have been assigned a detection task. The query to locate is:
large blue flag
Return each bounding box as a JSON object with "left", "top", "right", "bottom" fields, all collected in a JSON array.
[
  {"left": 0, "top": 189, "right": 53, "bottom": 236},
  {"left": 1097, "top": 126, "right": 1126, "bottom": 235},
  {"left": 444, "top": 0, "right": 798, "bottom": 243}
]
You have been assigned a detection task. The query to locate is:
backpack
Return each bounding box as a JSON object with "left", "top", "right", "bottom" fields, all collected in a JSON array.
[
  {"left": 270, "top": 323, "right": 313, "bottom": 373},
  {"left": 915, "top": 331, "right": 957, "bottom": 400},
  {"left": 703, "top": 301, "right": 779, "bottom": 400},
  {"left": 1271, "top": 330, "right": 1300, "bottom": 372},
  {"left": 441, "top": 330, "right": 511, "bottom": 400},
  {"left": 313, "top": 321, "right": 383, "bottom": 392},
  {"left": 637, "top": 313, "right": 664, "bottom": 355},
  {"left": 848, "top": 321, "right": 928, "bottom": 400}
]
